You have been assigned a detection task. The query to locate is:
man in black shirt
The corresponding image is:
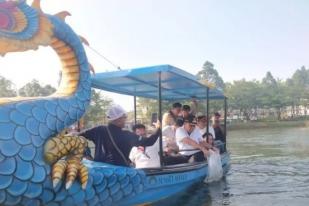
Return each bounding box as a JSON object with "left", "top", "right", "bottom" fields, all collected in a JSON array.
[
  {"left": 212, "top": 112, "right": 226, "bottom": 152},
  {"left": 181, "top": 105, "right": 195, "bottom": 120},
  {"left": 212, "top": 112, "right": 225, "bottom": 143},
  {"left": 80, "top": 105, "right": 161, "bottom": 166}
]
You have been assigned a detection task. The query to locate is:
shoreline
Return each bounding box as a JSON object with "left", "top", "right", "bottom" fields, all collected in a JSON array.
[{"left": 227, "top": 120, "right": 309, "bottom": 130}]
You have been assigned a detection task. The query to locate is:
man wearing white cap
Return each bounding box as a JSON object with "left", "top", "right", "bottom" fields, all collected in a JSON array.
[{"left": 79, "top": 104, "right": 161, "bottom": 166}]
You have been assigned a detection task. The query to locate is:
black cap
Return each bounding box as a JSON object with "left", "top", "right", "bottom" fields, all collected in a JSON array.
[
  {"left": 182, "top": 105, "right": 191, "bottom": 111},
  {"left": 184, "top": 115, "right": 197, "bottom": 125},
  {"left": 202, "top": 132, "right": 213, "bottom": 138},
  {"left": 214, "top": 112, "right": 221, "bottom": 117},
  {"left": 132, "top": 124, "right": 146, "bottom": 131},
  {"left": 175, "top": 117, "right": 184, "bottom": 127},
  {"left": 172, "top": 102, "right": 182, "bottom": 108}
]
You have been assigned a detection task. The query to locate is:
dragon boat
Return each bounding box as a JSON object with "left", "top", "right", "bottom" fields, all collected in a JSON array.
[
  {"left": 0, "top": 1, "right": 230, "bottom": 205},
  {"left": 90, "top": 65, "right": 231, "bottom": 205}
]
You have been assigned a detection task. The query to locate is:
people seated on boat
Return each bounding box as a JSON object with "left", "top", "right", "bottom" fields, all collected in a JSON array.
[
  {"left": 196, "top": 112, "right": 216, "bottom": 138},
  {"left": 162, "top": 117, "right": 189, "bottom": 165},
  {"left": 181, "top": 105, "right": 195, "bottom": 119},
  {"left": 162, "top": 102, "right": 182, "bottom": 127},
  {"left": 212, "top": 112, "right": 225, "bottom": 143},
  {"left": 129, "top": 123, "right": 161, "bottom": 168},
  {"left": 129, "top": 119, "right": 187, "bottom": 167},
  {"left": 202, "top": 132, "right": 219, "bottom": 153},
  {"left": 79, "top": 104, "right": 161, "bottom": 167},
  {"left": 162, "top": 117, "right": 183, "bottom": 155},
  {"left": 132, "top": 123, "right": 147, "bottom": 137},
  {"left": 175, "top": 116, "right": 209, "bottom": 162},
  {"left": 212, "top": 112, "right": 226, "bottom": 152},
  {"left": 130, "top": 123, "right": 147, "bottom": 163}
]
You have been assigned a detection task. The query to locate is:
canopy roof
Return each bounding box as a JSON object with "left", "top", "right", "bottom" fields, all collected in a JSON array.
[{"left": 91, "top": 65, "right": 225, "bottom": 100}]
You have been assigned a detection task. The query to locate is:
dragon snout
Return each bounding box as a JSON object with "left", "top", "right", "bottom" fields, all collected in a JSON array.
[
  {"left": 0, "top": 0, "right": 53, "bottom": 56},
  {"left": 0, "top": 1, "right": 16, "bottom": 30}
]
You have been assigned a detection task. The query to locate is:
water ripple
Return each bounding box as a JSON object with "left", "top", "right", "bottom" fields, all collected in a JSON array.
[{"left": 153, "top": 127, "right": 309, "bottom": 206}]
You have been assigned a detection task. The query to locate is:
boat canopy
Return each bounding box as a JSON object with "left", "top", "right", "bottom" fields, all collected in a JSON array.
[{"left": 91, "top": 64, "right": 225, "bottom": 100}]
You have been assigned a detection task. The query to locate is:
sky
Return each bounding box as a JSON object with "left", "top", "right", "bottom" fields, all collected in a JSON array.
[{"left": 1, "top": 0, "right": 309, "bottom": 109}]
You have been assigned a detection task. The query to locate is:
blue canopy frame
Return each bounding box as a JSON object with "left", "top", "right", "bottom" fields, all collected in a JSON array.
[
  {"left": 91, "top": 64, "right": 225, "bottom": 100},
  {"left": 90, "top": 64, "right": 228, "bottom": 167}
]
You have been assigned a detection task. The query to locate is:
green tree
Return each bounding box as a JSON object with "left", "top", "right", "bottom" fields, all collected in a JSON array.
[
  {"left": 225, "top": 79, "right": 261, "bottom": 120},
  {"left": 42, "top": 85, "right": 57, "bottom": 96},
  {"left": 136, "top": 98, "right": 158, "bottom": 124},
  {"left": 260, "top": 71, "right": 284, "bottom": 119},
  {"left": 291, "top": 66, "right": 309, "bottom": 104},
  {"left": 0, "top": 76, "right": 17, "bottom": 97},
  {"left": 19, "top": 79, "right": 56, "bottom": 97},
  {"left": 262, "top": 71, "right": 277, "bottom": 86},
  {"left": 136, "top": 98, "right": 171, "bottom": 125},
  {"left": 196, "top": 61, "right": 225, "bottom": 90},
  {"left": 284, "top": 66, "right": 309, "bottom": 118},
  {"left": 83, "top": 89, "right": 113, "bottom": 128}
]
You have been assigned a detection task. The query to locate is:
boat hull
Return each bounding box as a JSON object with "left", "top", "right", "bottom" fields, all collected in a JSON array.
[{"left": 117, "top": 152, "right": 231, "bottom": 205}]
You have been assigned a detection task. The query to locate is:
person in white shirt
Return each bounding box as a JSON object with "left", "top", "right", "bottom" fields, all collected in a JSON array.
[
  {"left": 129, "top": 124, "right": 160, "bottom": 168},
  {"left": 130, "top": 119, "right": 188, "bottom": 168},
  {"left": 162, "top": 117, "right": 185, "bottom": 154},
  {"left": 196, "top": 112, "right": 216, "bottom": 139},
  {"left": 176, "top": 116, "right": 209, "bottom": 162},
  {"left": 162, "top": 102, "right": 182, "bottom": 128},
  {"left": 161, "top": 118, "right": 189, "bottom": 165}
]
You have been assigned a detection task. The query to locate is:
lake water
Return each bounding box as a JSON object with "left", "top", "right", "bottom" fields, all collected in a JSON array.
[{"left": 156, "top": 126, "right": 309, "bottom": 206}]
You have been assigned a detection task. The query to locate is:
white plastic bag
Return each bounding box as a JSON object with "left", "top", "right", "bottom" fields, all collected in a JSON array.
[
  {"left": 204, "top": 150, "right": 223, "bottom": 183},
  {"left": 129, "top": 140, "right": 160, "bottom": 168}
]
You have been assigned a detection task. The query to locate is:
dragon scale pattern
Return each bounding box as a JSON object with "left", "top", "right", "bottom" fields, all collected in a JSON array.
[{"left": 0, "top": 1, "right": 146, "bottom": 205}]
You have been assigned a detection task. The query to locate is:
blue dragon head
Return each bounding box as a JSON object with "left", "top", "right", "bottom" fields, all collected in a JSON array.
[
  {"left": 0, "top": 1, "right": 95, "bottom": 205},
  {"left": 0, "top": 0, "right": 55, "bottom": 56}
]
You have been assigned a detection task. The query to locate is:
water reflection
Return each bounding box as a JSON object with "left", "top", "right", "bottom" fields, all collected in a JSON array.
[
  {"left": 154, "top": 126, "right": 309, "bottom": 206},
  {"left": 154, "top": 176, "right": 231, "bottom": 206},
  {"left": 226, "top": 127, "right": 309, "bottom": 206}
]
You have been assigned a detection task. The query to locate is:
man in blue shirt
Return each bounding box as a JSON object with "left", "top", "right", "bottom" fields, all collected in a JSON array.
[{"left": 80, "top": 105, "right": 161, "bottom": 166}]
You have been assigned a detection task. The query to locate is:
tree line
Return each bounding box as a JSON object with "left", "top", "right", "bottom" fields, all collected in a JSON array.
[
  {"left": 1, "top": 61, "right": 308, "bottom": 127},
  {"left": 137, "top": 61, "right": 309, "bottom": 122},
  {"left": 198, "top": 61, "right": 309, "bottom": 121}
]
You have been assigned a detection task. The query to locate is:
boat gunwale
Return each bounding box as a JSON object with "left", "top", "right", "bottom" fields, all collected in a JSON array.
[{"left": 142, "top": 152, "right": 230, "bottom": 176}]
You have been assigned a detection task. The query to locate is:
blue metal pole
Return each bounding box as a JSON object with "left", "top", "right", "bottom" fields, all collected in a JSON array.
[
  {"left": 206, "top": 87, "right": 209, "bottom": 134},
  {"left": 158, "top": 72, "right": 163, "bottom": 167},
  {"left": 134, "top": 96, "right": 137, "bottom": 125},
  {"left": 224, "top": 97, "right": 227, "bottom": 149}
]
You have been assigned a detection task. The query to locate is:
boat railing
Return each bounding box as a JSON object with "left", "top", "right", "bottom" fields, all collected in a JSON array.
[
  {"left": 178, "top": 141, "right": 226, "bottom": 153},
  {"left": 178, "top": 149, "right": 201, "bottom": 152},
  {"left": 142, "top": 161, "right": 208, "bottom": 175}
]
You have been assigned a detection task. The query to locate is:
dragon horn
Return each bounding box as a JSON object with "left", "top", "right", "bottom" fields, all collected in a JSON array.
[
  {"left": 31, "top": 0, "right": 42, "bottom": 11},
  {"left": 79, "top": 36, "right": 90, "bottom": 46},
  {"left": 55, "top": 11, "right": 72, "bottom": 21}
]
